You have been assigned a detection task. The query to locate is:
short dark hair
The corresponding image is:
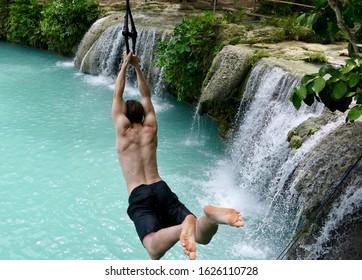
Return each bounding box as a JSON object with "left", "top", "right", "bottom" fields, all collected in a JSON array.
[{"left": 125, "top": 99, "right": 145, "bottom": 124}]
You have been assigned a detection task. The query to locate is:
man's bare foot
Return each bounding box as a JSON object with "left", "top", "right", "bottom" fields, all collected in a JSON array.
[
  {"left": 204, "top": 205, "right": 244, "bottom": 227},
  {"left": 180, "top": 215, "right": 197, "bottom": 260}
]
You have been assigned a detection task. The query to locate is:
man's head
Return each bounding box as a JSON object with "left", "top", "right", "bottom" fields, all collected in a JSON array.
[{"left": 125, "top": 99, "right": 145, "bottom": 124}]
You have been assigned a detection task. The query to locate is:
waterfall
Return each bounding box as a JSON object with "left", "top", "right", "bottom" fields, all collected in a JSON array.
[
  {"left": 210, "top": 59, "right": 361, "bottom": 259},
  {"left": 77, "top": 22, "right": 165, "bottom": 87},
  {"left": 229, "top": 61, "right": 323, "bottom": 197},
  {"left": 307, "top": 183, "right": 362, "bottom": 258},
  {"left": 200, "top": 60, "right": 342, "bottom": 259}
]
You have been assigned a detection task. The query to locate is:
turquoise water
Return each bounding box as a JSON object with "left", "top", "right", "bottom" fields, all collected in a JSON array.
[{"left": 0, "top": 42, "right": 240, "bottom": 260}]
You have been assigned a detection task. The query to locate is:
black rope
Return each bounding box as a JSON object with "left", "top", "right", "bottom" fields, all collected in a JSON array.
[
  {"left": 277, "top": 153, "right": 362, "bottom": 260},
  {"left": 122, "top": 0, "right": 137, "bottom": 54}
]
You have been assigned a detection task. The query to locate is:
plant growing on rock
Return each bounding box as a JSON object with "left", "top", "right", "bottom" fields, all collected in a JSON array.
[
  {"left": 291, "top": 0, "right": 362, "bottom": 121},
  {"left": 155, "top": 12, "right": 221, "bottom": 102}
]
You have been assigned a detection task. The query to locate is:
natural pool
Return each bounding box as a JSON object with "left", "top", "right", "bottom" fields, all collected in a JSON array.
[{"left": 0, "top": 42, "right": 245, "bottom": 260}]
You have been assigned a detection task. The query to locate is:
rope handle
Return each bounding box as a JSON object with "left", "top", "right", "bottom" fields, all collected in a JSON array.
[{"left": 122, "top": 0, "right": 137, "bottom": 54}]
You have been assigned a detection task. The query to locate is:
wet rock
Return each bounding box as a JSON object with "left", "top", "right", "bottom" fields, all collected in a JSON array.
[
  {"left": 287, "top": 111, "right": 341, "bottom": 149},
  {"left": 288, "top": 121, "right": 362, "bottom": 259},
  {"left": 198, "top": 45, "right": 254, "bottom": 137},
  {"left": 75, "top": 13, "right": 122, "bottom": 69}
]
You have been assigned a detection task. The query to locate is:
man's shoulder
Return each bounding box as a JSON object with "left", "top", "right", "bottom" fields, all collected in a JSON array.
[{"left": 114, "top": 115, "right": 132, "bottom": 135}]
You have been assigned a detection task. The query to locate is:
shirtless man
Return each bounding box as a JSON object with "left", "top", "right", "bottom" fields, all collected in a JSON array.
[{"left": 112, "top": 51, "right": 244, "bottom": 260}]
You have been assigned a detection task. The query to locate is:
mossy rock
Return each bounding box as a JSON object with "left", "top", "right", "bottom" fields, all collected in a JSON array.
[{"left": 287, "top": 111, "right": 341, "bottom": 149}]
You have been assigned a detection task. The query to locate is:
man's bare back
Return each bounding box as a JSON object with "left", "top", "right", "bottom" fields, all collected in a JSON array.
[{"left": 115, "top": 122, "right": 161, "bottom": 194}]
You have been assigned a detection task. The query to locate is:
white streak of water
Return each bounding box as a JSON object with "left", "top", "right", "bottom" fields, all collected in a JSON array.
[{"left": 308, "top": 184, "right": 362, "bottom": 258}]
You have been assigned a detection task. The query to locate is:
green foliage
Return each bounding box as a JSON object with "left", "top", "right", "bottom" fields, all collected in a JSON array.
[
  {"left": 297, "top": 0, "right": 362, "bottom": 49},
  {"left": 156, "top": 12, "right": 221, "bottom": 102},
  {"left": 256, "top": 0, "right": 315, "bottom": 16},
  {"left": 6, "top": 0, "right": 43, "bottom": 47},
  {"left": 41, "top": 0, "right": 99, "bottom": 56},
  {"left": 262, "top": 16, "right": 320, "bottom": 42},
  {"left": 291, "top": 0, "right": 362, "bottom": 121},
  {"left": 304, "top": 51, "right": 328, "bottom": 63},
  {"left": 222, "top": 6, "right": 246, "bottom": 24},
  {"left": 250, "top": 50, "right": 271, "bottom": 66},
  {"left": 1, "top": 0, "right": 99, "bottom": 55},
  {"left": 290, "top": 57, "right": 362, "bottom": 121},
  {"left": 0, "top": 0, "right": 10, "bottom": 40}
]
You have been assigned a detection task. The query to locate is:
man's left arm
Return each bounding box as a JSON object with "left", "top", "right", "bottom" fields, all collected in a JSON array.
[{"left": 131, "top": 55, "right": 157, "bottom": 129}]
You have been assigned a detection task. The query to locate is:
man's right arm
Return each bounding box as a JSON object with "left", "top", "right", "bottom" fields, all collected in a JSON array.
[{"left": 112, "top": 52, "right": 130, "bottom": 122}]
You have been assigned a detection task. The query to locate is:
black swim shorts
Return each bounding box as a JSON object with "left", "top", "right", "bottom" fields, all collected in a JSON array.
[{"left": 127, "top": 180, "right": 195, "bottom": 243}]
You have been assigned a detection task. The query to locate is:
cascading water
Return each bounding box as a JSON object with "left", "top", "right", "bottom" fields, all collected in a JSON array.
[
  {"left": 78, "top": 21, "right": 165, "bottom": 87},
  {"left": 196, "top": 60, "right": 344, "bottom": 259},
  {"left": 229, "top": 61, "right": 323, "bottom": 197}
]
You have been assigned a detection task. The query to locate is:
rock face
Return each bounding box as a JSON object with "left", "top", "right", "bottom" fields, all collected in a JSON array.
[
  {"left": 74, "top": 14, "right": 123, "bottom": 70},
  {"left": 198, "top": 45, "right": 253, "bottom": 136},
  {"left": 197, "top": 41, "right": 347, "bottom": 137},
  {"left": 288, "top": 121, "right": 362, "bottom": 259},
  {"left": 287, "top": 111, "right": 341, "bottom": 149}
]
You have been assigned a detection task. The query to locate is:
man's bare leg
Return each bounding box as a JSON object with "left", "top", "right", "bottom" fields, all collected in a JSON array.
[
  {"left": 143, "top": 225, "right": 182, "bottom": 260},
  {"left": 180, "top": 215, "right": 197, "bottom": 260},
  {"left": 196, "top": 205, "right": 244, "bottom": 245},
  {"left": 143, "top": 206, "right": 243, "bottom": 260},
  {"left": 179, "top": 206, "right": 243, "bottom": 260}
]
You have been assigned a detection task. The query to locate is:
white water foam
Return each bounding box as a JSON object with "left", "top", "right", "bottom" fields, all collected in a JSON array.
[
  {"left": 56, "top": 60, "right": 75, "bottom": 68},
  {"left": 82, "top": 73, "right": 115, "bottom": 87}
]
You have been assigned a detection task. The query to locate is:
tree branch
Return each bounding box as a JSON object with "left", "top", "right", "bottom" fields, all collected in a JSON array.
[{"left": 327, "top": 0, "right": 359, "bottom": 55}]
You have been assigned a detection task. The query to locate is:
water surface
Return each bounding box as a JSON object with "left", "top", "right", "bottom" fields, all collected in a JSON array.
[{"left": 0, "top": 42, "right": 243, "bottom": 260}]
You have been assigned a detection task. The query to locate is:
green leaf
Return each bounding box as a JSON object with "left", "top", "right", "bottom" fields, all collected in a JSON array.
[
  {"left": 319, "top": 64, "right": 341, "bottom": 78},
  {"left": 345, "top": 91, "right": 356, "bottom": 98},
  {"left": 290, "top": 91, "right": 302, "bottom": 109},
  {"left": 346, "top": 58, "right": 357, "bottom": 67},
  {"left": 315, "top": 0, "right": 327, "bottom": 9},
  {"left": 319, "top": 88, "right": 334, "bottom": 109},
  {"left": 337, "top": 96, "right": 353, "bottom": 112},
  {"left": 356, "top": 92, "right": 362, "bottom": 104},
  {"left": 297, "top": 14, "right": 306, "bottom": 25},
  {"left": 301, "top": 74, "right": 316, "bottom": 85},
  {"left": 304, "top": 93, "right": 315, "bottom": 106},
  {"left": 332, "top": 82, "right": 348, "bottom": 100},
  {"left": 312, "top": 77, "right": 326, "bottom": 93},
  {"left": 347, "top": 106, "right": 362, "bottom": 121},
  {"left": 295, "top": 85, "right": 307, "bottom": 100},
  {"left": 307, "top": 14, "right": 318, "bottom": 26},
  {"left": 341, "top": 64, "right": 355, "bottom": 75},
  {"left": 349, "top": 72, "right": 360, "bottom": 87}
]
